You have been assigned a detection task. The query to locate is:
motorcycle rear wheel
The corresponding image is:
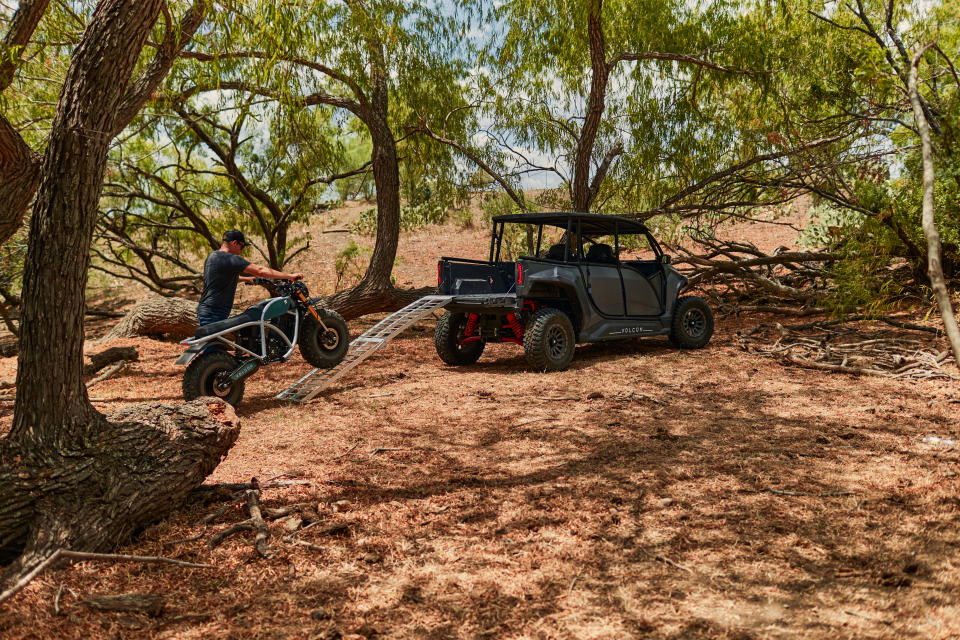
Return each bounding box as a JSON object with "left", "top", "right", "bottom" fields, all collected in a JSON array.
[{"left": 182, "top": 350, "right": 245, "bottom": 407}]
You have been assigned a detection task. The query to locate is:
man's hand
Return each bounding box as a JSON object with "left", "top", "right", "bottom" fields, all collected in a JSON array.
[
  {"left": 288, "top": 273, "right": 304, "bottom": 281},
  {"left": 239, "top": 276, "right": 256, "bottom": 286}
]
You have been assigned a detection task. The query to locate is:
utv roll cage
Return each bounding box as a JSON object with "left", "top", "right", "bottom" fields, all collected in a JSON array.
[{"left": 487, "top": 212, "right": 666, "bottom": 264}]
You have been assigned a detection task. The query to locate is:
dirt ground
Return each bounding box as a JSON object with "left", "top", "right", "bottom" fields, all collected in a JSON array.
[{"left": 1, "top": 203, "right": 958, "bottom": 639}]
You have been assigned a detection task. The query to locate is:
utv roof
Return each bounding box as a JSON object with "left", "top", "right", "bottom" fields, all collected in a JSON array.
[{"left": 492, "top": 212, "right": 649, "bottom": 235}]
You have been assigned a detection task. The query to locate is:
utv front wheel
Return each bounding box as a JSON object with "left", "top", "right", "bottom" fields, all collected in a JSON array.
[
  {"left": 669, "top": 296, "right": 714, "bottom": 349},
  {"left": 182, "top": 351, "right": 245, "bottom": 406},
  {"left": 300, "top": 309, "right": 350, "bottom": 369},
  {"left": 524, "top": 308, "right": 575, "bottom": 372},
  {"left": 435, "top": 311, "right": 485, "bottom": 365}
]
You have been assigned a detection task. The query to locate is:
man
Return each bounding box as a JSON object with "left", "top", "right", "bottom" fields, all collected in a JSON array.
[{"left": 196, "top": 230, "right": 304, "bottom": 328}]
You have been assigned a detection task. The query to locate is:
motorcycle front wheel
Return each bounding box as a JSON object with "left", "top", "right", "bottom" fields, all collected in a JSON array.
[{"left": 299, "top": 309, "right": 350, "bottom": 369}]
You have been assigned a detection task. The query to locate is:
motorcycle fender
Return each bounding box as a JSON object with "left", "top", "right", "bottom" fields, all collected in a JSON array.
[{"left": 175, "top": 344, "right": 203, "bottom": 365}]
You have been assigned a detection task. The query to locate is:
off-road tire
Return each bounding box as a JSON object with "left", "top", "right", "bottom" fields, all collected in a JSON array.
[
  {"left": 299, "top": 309, "right": 349, "bottom": 369},
  {"left": 524, "top": 308, "right": 576, "bottom": 372},
  {"left": 182, "top": 351, "right": 245, "bottom": 406},
  {"left": 435, "top": 311, "right": 485, "bottom": 365},
  {"left": 669, "top": 296, "right": 714, "bottom": 349}
]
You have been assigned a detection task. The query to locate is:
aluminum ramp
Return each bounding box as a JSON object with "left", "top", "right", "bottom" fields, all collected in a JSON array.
[{"left": 277, "top": 295, "right": 453, "bottom": 403}]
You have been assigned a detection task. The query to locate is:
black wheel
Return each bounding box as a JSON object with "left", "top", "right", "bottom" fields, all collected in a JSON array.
[
  {"left": 299, "top": 309, "right": 350, "bottom": 369},
  {"left": 669, "top": 296, "right": 714, "bottom": 349},
  {"left": 182, "top": 351, "right": 245, "bottom": 406},
  {"left": 523, "top": 308, "right": 576, "bottom": 372},
  {"left": 434, "top": 311, "right": 485, "bottom": 365}
]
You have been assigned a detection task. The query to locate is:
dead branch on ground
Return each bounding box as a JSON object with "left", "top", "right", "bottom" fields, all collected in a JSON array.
[
  {"left": 674, "top": 235, "right": 836, "bottom": 305},
  {"left": 738, "top": 320, "right": 958, "bottom": 380},
  {"left": 0, "top": 550, "right": 215, "bottom": 608}
]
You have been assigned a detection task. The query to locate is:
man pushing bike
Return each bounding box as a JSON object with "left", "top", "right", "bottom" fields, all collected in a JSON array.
[{"left": 197, "top": 230, "right": 304, "bottom": 329}]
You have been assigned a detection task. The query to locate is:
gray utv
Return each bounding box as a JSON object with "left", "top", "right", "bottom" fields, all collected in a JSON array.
[{"left": 435, "top": 212, "right": 713, "bottom": 371}]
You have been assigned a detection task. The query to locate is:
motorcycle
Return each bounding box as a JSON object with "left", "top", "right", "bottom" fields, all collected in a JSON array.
[{"left": 176, "top": 278, "right": 349, "bottom": 406}]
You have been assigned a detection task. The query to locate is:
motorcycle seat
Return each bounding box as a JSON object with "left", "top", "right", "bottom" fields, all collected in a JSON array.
[{"left": 194, "top": 301, "right": 269, "bottom": 339}]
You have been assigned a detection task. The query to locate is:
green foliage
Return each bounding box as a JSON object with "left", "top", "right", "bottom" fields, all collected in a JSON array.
[
  {"left": 334, "top": 241, "right": 370, "bottom": 291},
  {"left": 800, "top": 203, "right": 865, "bottom": 249}
]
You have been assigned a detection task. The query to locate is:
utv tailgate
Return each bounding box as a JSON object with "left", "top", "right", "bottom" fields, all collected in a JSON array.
[{"left": 447, "top": 293, "right": 520, "bottom": 313}]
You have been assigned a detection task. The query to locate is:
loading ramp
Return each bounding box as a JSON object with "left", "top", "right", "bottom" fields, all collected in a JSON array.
[{"left": 277, "top": 295, "right": 453, "bottom": 403}]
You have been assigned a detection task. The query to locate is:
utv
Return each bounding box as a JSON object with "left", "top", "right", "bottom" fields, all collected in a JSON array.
[{"left": 435, "top": 212, "right": 713, "bottom": 371}]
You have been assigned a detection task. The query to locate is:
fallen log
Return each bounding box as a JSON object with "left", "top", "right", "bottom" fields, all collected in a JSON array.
[
  {"left": 84, "top": 345, "right": 139, "bottom": 376},
  {"left": 101, "top": 296, "right": 199, "bottom": 341}
]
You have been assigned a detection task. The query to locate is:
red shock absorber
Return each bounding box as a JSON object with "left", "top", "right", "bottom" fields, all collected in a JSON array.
[
  {"left": 506, "top": 313, "right": 525, "bottom": 339},
  {"left": 463, "top": 313, "right": 480, "bottom": 337}
]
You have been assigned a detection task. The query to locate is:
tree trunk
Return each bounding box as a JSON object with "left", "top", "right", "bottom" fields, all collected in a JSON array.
[
  {"left": 0, "top": 398, "right": 240, "bottom": 579},
  {"left": 102, "top": 296, "right": 200, "bottom": 341},
  {"left": 11, "top": 0, "right": 165, "bottom": 446},
  {"left": 571, "top": 0, "right": 609, "bottom": 213},
  {"left": 909, "top": 45, "right": 960, "bottom": 367}
]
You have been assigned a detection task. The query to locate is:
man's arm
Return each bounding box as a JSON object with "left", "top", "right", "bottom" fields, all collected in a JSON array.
[{"left": 243, "top": 263, "right": 303, "bottom": 281}]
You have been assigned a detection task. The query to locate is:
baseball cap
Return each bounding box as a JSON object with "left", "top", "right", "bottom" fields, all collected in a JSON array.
[{"left": 222, "top": 230, "right": 247, "bottom": 246}]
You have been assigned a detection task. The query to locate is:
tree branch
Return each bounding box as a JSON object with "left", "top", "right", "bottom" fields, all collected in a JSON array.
[
  {"left": 610, "top": 51, "right": 765, "bottom": 76},
  {"left": 0, "top": 0, "right": 51, "bottom": 93},
  {"left": 113, "top": 0, "right": 207, "bottom": 136}
]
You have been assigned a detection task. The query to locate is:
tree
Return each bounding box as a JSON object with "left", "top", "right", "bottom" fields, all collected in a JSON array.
[
  {"left": 0, "top": 0, "right": 238, "bottom": 585},
  {"left": 173, "top": 0, "right": 472, "bottom": 318},
  {"left": 96, "top": 93, "right": 370, "bottom": 294},
  {"left": 420, "top": 0, "right": 766, "bottom": 218}
]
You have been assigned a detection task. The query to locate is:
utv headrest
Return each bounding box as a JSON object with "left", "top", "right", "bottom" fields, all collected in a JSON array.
[{"left": 586, "top": 243, "right": 615, "bottom": 263}]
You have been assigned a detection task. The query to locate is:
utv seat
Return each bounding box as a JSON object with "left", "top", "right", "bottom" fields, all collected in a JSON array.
[
  {"left": 193, "top": 300, "right": 270, "bottom": 339},
  {"left": 585, "top": 243, "right": 616, "bottom": 264}
]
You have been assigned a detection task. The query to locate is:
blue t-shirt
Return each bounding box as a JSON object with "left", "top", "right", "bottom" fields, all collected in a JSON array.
[{"left": 197, "top": 250, "right": 251, "bottom": 319}]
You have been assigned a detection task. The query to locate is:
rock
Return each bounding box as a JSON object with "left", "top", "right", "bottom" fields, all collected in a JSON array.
[
  {"left": 332, "top": 500, "right": 351, "bottom": 513},
  {"left": 586, "top": 391, "right": 604, "bottom": 400},
  {"left": 657, "top": 498, "right": 674, "bottom": 507},
  {"left": 816, "top": 435, "right": 830, "bottom": 444},
  {"left": 362, "top": 552, "right": 382, "bottom": 564}
]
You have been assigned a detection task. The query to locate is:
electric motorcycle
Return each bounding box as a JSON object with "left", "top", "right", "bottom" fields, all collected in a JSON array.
[{"left": 176, "top": 278, "right": 349, "bottom": 406}]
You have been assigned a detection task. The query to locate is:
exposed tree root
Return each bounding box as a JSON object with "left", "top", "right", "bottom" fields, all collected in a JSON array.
[{"left": 0, "top": 399, "right": 240, "bottom": 596}]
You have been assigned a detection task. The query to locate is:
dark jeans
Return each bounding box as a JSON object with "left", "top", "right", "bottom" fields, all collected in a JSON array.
[{"left": 197, "top": 308, "right": 229, "bottom": 353}]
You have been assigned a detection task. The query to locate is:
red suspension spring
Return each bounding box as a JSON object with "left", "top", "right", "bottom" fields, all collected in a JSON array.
[
  {"left": 506, "top": 313, "right": 524, "bottom": 338},
  {"left": 463, "top": 313, "right": 480, "bottom": 337}
]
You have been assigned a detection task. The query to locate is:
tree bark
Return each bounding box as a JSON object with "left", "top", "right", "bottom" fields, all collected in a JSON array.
[
  {"left": 0, "top": 0, "right": 52, "bottom": 92},
  {"left": 0, "top": 116, "right": 41, "bottom": 247},
  {"left": 909, "top": 45, "right": 960, "bottom": 368},
  {"left": 11, "top": 0, "right": 166, "bottom": 446},
  {"left": 102, "top": 296, "right": 200, "bottom": 341},
  {"left": 0, "top": 398, "right": 240, "bottom": 580}
]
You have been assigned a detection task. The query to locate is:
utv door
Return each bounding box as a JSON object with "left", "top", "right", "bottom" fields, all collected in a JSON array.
[
  {"left": 581, "top": 263, "right": 625, "bottom": 316},
  {"left": 621, "top": 260, "right": 663, "bottom": 316}
]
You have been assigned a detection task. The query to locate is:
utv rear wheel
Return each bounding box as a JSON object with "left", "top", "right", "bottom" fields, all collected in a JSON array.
[
  {"left": 300, "top": 309, "right": 350, "bottom": 369},
  {"left": 669, "top": 296, "right": 714, "bottom": 349},
  {"left": 435, "top": 311, "right": 485, "bottom": 365},
  {"left": 182, "top": 351, "right": 245, "bottom": 406},
  {"left": 524, "top": 308, "right": 576, "bottom": 372}
]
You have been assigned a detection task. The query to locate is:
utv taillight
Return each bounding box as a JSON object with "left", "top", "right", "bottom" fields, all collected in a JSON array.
[
  {"left": 437, "top": 263, "right": 442, "bottom": 286},
  {"left": 517, "top": 263, "right": 523, "bottom": 285}
]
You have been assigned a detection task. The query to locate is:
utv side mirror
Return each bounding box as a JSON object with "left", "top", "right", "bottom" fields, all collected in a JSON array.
[{"left": 660, "top": 254, "right": 672, "bottom": 264}]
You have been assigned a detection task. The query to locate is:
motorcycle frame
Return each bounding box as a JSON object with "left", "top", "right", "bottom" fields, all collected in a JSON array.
[{"left": 180, "top": 296, "right": 301, "bottom": 363}]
